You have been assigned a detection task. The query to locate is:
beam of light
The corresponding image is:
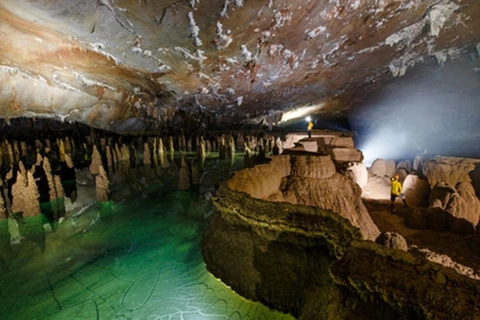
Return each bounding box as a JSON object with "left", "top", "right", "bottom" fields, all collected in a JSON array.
[
  {"left": 351, "top": 58, "right": 480, "bottom": 166},
  {"left": 279, "top": 103, "right": 324, "bottom": 123}
]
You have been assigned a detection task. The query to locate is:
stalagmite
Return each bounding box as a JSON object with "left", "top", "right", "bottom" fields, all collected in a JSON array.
[
  {"left": 20, "top": 141, "right": 27, "bottom": 157},
  {"left": 206, "top": 139, "right": 212, "bottom": 153},
  {"left": 144, "top": 142, "right": 151, "bottom": 166},
  {"left": 65, "top": 137, "right": 72, "bottom": 154},
  {"left": 228, "top": 136, "right": 235, "bottom": 160},
  {"left": 6, "top": 141, "right": 14, "bottom": 166},
  {"left": 13, "top": 141, "right": 20, "bottom": 163},
  {"left": 197, "top": 137, "right": 206, "bottom": 166},
  {"left": 65, "top": 153, "right": 74, "bottom": 169},
  {"left": 58, "top": 139, "right": 65, "bottom": 162},
  {"left": 181, "top": 134, "right": 187, "bottom": 153},
  {"left": 35, "top": 139, "right": 42, "bottom": 152},
  {"left": 219, "top": 136, "right": 226, "bottom": 159},
  {"left": 152, "top": 138, "right": 158, "bottom": 167},
  {"left": 169, "top": 136, "right": 175, "bottom": 156},
  {"left": 43, "top": 157, "right": 58, "bottom": 201},
  {"left": 25, "top": 171, "right": 41, "bottom": 217},
  {"left": 90, "top": 145, "right": 102, "bottom": 176},
  {"left": 0, "top": 179, "right": 6, "bottom": 219},
  {"left": 96, "top": 164, "right": 110, "bottom": 202},
  {"left": 187, "top": 138, "right": 192, "bottom": 153},
  {"left": 106, "top": 146, "right": 113, "bottom": 167},
  {"left": 54, "top": 175, "right": 65, "bottom": 198},
  {"left": 11, "top": 164, "right": 27, "bottom": 215},
  {"left": 178, "top": 154, "right": 191, "bottom": 190}
]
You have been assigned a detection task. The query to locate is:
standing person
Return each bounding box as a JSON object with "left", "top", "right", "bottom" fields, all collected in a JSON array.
[
  {"left": 390, "top": 174, "right": 406, "bottom": 213},
  {"left": 307, "top": 119, "right": 314, "bottom": 138}
]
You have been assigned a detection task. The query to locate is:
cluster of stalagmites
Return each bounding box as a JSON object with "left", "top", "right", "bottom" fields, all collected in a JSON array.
[
  {"left": 368, "top": 156, "right": 480, "bottom": 237},
  {"left": 0, "top": 131, "right": 281, "bottom": 221},
  {"left": 202, "top": 151, "right": 480, "bottom": 319}
]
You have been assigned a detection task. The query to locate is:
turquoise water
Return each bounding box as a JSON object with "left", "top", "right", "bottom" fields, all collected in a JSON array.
[{"left": 0, "top": 158, "right": 294, "bottom": 320}]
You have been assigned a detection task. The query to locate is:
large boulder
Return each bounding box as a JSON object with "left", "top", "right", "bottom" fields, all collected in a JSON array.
[
  {"left": 317, "top": 136, "right": 355, "bottom": 148},
  {"left": 226, "top": 155, "right": 291, "bottom": 199},
  {"left": 283, "top": 173, "right": 380, "bottom": 241},
  {"left": 385, "top": 159, "right": 397, "bottom": 178},
  {"left": 327, "top": 147, "right": 363, "bottom": 163},
  {"left": 290, "top": 155, "right": 336, "bottom": 179},
  {"left": 370, "top": 158, "right": 386, "bottom": 177},
  {"left": 403, "top": 174, "right": 430, "bottom": 207},
  {"left": 423, "top": 157, "right": 479, "bottom": 188},
  {"left": 428, "top": 183, "right": 456, "bottom": 208}
]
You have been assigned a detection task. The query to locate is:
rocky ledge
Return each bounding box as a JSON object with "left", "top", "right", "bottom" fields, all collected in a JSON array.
[{"left": 202, "top": 155, "right": 480, "bottom": 319}]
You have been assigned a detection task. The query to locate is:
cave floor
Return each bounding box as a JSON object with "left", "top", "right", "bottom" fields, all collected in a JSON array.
[{"left": 364, "top": 199, "right": 480, "bottom": 276}]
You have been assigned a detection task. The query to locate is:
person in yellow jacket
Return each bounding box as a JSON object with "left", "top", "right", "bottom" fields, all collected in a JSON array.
[
  {"left": 307, "top": 120, "right": 314, "bottom": 138},
  {"left": 390, "top": 175, "right": 406, "bottom": 213}
]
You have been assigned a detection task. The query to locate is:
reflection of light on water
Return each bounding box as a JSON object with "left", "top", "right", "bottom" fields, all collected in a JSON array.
[{"left": 279, "top": 103, "right": 324, "bottom": 123}]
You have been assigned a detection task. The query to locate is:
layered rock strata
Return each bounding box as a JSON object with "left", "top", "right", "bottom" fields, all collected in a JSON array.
[{"left": 203, "top": 156, "right": 480, "bottom": 319}]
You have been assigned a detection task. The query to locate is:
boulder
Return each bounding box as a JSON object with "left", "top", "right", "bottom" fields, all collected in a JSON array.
[
  {"left": 283, "top": 173, "right": 380, "bottom": 241},
  {"left": 317, "top": 136, "right": 355, "bottom": 148},
  {"left": 290, "top": 155, "right": 336, "bottom": 179},
  {"left": 403, "top": 174, "right": 430, "bottom": 207},
  {"left": 394, "top": 168, "right": 408, "bottom": 184},
  {"left": 226, "top": 155, "right": 291, "bottom": 199},
  {"left": 370, "top": 158, "right": 386, "bottom": 177},
  {"left": 327, "top": 147, "right": 363, "bottom": 163},
  {"left": 429, "top": 183, "right": 456, "bottom": 208},
  {"left": 385, "top": 159, "right": 396, "bottom": 178},
  {"left": 397, "top": 160, "right": 412, "bottom": 171},
  {"left": 423, "top": 157, "right": 478, "bottom": 188},
  {"left": 375, "top": 232, "right": 408, "bottom": 251},
  {"left": 346, "top": 162, "right": 368, "bottom": 189}
]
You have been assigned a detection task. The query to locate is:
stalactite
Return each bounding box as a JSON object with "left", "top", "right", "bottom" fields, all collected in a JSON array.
[
  {"left": 96, "top": 164, "right": 110, "bottom": 202},
  {"left": 90, "top": 144, "right": 102, "bottom": 176}
]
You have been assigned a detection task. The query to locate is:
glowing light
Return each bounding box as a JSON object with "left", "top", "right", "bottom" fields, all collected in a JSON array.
[
  {"left": 279, "top": 103, "right": 324, "bottom": 123},
  {"left": 305, "top": 116, "right": 312, "bottom": 122}
]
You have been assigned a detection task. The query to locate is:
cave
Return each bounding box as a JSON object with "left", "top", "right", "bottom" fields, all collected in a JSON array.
[{"left": 0, "top": 1, "right": 479, "bottom": 319}]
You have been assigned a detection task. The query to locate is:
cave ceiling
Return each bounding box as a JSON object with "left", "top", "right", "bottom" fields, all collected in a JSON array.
[{"left": 0, "top": 0, "right": 478, "bottom": 132}]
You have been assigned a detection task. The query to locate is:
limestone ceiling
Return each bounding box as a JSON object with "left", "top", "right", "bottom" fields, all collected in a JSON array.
[{"left": 0, "top": 0, "right": 478, "bottom": 131}]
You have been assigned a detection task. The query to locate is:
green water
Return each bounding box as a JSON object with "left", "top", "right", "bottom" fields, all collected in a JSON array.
[{"left": 0, "top": 158, "right": 294, "bottom": 320}]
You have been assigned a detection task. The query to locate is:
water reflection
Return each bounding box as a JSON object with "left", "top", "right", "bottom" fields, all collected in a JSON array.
[{"left": 0, "top": 156, "right": 293, "bottom": 320}]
